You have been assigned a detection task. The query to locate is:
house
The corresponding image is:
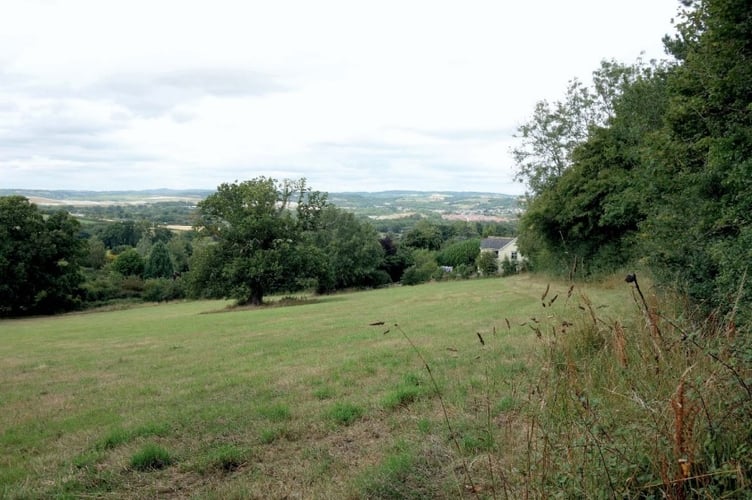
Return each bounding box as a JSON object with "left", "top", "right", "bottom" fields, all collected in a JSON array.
[{"left": 480, "top": 237, "right": 520, "bottom": 270}]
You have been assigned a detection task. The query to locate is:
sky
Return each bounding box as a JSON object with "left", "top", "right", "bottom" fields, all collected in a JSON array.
[{"left": 0, "top": 0, "right": 680, "bottom": 195}]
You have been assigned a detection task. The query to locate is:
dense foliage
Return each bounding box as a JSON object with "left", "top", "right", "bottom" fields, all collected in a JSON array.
[
  {"left": 0, "top": 196, "right": 85, "bottom": 316},
  {"left": 306, "top": 205, "right": 386, "bottom": 293},
  {"left": 188, "top": 178, "right": 327, "bottom": 305},
  {"left": 1, "top": 184, "right": 518, "bottom": 314},
  {"left": 515, "top": 0, "right": 751, "bottom": 320}
]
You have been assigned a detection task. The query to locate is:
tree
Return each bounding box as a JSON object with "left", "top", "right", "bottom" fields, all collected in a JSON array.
[
  {"left": 512, "top": 60, "right": 645, "bottom": 196},
  {"left": 378, "top": 235, "right": 412, "bottom": 282},
  {"left": 436, "top": 238, "right": 480, "bottom": 267},
  {"left": 98, "top": 220, "right": 142, "bottom": 249},
  {"left": 0, "top": 196, "right": 85, "bottom": 316},
  {"left": 85, "top": 237, "right": 107, "bottom": 269},
  {"left": 401, "top": 249, "right": 439, "bottom": 285},
  {"left": 642, "top": 0, "right": 752, "bottom": 313},
  {"left": 112, "top": 248, "right": 145, "bottom": 277},
  {"left": 193, "top": 177, "right": 327, "bottom": 305},
  {"left": 515, "top": 56, "right": 672, "bottom": 276},
  {"left": 167, "top": 232, "right": 193, "bottom": 273},
  {"left": 306, "top": 206, "right": 384, "bottom": 293},
  {"left": 401, "top": 220, "right": 442, "bottom": 250},
  {"left": 144, "top": 241, "right": 174, "bottom": 279}
]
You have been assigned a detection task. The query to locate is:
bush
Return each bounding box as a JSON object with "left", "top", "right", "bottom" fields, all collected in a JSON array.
[
  {"left": 475, "top": 251, "right": 498, "bottom": 276},
  {"left": 81, "top": 272, "right": 124, "bottom": 303},
  {"left": 112, "top": 248, "right": 144, "bottom": 277},
  {"left": 142, "top": 278, "right": 184, "bottom": 302},
  {"left": 501, "top": 255, "right": 518, "bottom": 276},
  {"left": 436, "top": 238, "right": 480, "bottom": 267},
  {"left": 401, "top": 249, "right": 439, "bottom": 286}
]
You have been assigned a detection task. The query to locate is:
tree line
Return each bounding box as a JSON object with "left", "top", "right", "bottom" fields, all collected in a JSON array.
[
  {"left": 513, "top": 0, "right": 751, "bottom": 324},
  {"left": 0, "top": 179, "right": 516, "bottom": 316}
]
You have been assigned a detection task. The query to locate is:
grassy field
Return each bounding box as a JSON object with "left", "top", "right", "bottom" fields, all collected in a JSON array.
[{"left": 2, "top": 274, "right": 746, "bottom": 498}]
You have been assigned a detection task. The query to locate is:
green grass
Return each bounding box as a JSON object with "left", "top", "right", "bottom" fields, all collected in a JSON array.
[
  {"left": 327, "top": 402, "right": 364, "bottom": 426},
  {"left": 0, "top": 275, "right": 637, "bottom": 497},
  {"left": 129, "top": 443, "right": 172, "bottom": 471}
]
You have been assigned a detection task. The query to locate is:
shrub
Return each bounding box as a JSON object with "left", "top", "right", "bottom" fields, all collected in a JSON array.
[
  {"left": 475, "top": 251, "right": 498, "bottom": 275},
  {"left": 142, "top": 278, "right": 184, "bottom": 302},
  {"left": 501, "top": 255, "right": 518, "bottom": 276},
  {"left": 401, "top": 250, "right": 439, "bottom": 286},
  {"left": 112, "top": 248, "right": 144, "bottom": 277}
]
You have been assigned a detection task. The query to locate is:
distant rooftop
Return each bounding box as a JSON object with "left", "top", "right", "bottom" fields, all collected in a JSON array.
[{"left": 480, "top": 237, "right": 516, "bottom": 250}]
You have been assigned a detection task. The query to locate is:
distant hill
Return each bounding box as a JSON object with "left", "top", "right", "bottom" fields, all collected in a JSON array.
[
  {"left": 2, "top": 188, "right": 522, "bottom": 223},
  {"left": 0, "top": 189, "right": 211, "bottom": 205}
]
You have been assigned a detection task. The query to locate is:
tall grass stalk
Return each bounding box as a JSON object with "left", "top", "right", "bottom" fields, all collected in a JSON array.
[
  {"left": 383, "top": 322, "right": 480, "bottom": 498},
  {"left": 507, "top": 277, "right": 752, "bottom": 497}
]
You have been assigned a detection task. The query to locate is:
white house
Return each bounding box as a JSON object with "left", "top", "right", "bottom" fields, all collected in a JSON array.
[{"left": 479, "top": 237, "right": 520, "bottom": 270}]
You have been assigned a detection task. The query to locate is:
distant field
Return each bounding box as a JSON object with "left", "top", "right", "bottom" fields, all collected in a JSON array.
[
  {"left": 2, "top": 189, "right": 522, "bottom": 223},
  {"left": 0, "top": 276, "right": 631, "bottom": 498}
]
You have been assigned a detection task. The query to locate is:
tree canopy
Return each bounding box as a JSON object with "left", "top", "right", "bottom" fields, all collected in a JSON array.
[
  {"left": 191, "top": 177, "right": 328, "bottom": 305},
  {"left": 306, "top": 205, "right": 385, "bottom": 293},
  {"left": 514, "top": 0, "right": 752, "bottom": 320},
  {"left": 0, "top": 196, "right": 85, "bottom": 316}
]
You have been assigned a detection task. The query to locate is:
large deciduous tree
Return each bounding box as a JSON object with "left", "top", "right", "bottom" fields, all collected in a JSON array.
[
  {"left": 514, "top": 0, "right": 752, "bottom": 318},
  {"left": 512, "top": 60, "right": 645, "bottom": 197},
  {"left": 192, "top": 177, "right": 327, "bottom": 305},
  {"left": 0, "top": 196, "right": 85, "bottom": 316},
  {"left": 517, "top": 65, "right": 671, "bottom": 275},
  {"left": 306, "top": 205, "right": 385, "bottom": 293},
  {"left": 644, "top": 0, "right": 752, "bottom": 312}
]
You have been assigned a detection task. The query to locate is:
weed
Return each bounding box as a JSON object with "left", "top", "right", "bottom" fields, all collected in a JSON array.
[
  {"left": 196, "top": 444, "right": 247, "bottom": 473},
  {"left": 507, "top": 279, "right": 752, "bottom": 497},
  {"left": 460, "top": 429, "right": 495, "bottom": 454},
  {"left": 382, "top": 385, "right": 423, "bottom": 410},
  {"left": 130, "top": 443, "right": 172, "bottom": 471},
  {"left": 257, "top": 403, "right": 291, "bottom": 422},
  {"left": 417, "top": 418, "right": 431, "bottom": 434},
  {"left": 95, "top": 422, "right": 170, "bottom": 451},
  {"left": 312, "top": 386, "right": 335, "bottom": 400},
  {"left": 259, "top": 427, "right": 285, "bottom": 444},
  {"left": 327, "top": 402, "right": 363, "bottom": 426},
  {"left": 97, "top": 427, "right": 130, "bottom": 450},
  {"left": 72, "top": 450, "right": 103, "bottom": 469},
  {"left": 302, "top": 446, "right": 335, "bottom": 480}
]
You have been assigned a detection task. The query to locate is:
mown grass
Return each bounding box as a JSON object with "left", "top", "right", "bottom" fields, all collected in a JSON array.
[{"left": 4, "top": 273, "right": 744, "bottom": 498}]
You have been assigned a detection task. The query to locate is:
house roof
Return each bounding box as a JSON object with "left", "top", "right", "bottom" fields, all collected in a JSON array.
[{"left": 480, "top": 237, "right": 515, "bottom": 250}]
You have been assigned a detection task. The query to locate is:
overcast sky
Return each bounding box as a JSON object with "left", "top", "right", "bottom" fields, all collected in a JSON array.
[{"left": 1, "top": 0, "right": 679, "bottom": 194}]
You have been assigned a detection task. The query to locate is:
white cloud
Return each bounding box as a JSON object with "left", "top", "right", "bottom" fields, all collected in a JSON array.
[{"left": 0, "top": 0, "right": 679, "bottom": 194}]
